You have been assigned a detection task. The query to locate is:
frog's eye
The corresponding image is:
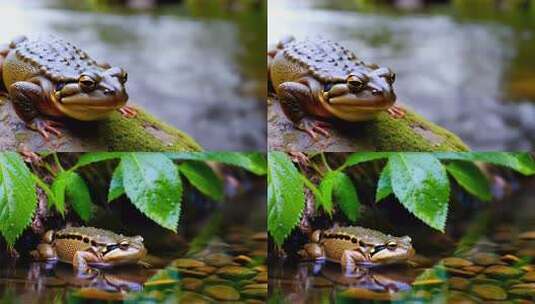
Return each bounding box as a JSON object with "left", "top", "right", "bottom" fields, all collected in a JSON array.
[
  {"left": 79, "top": 75, "right": 96, "bottom": 91},
  {"left": 386, "top": 241, "right": 398, "bottom": 249},
  {"left": 119, "top": 241, "right": 130, "bottom": 250},
  {"left": 347, "top": 75, "right": 367, "bottom": 89}
]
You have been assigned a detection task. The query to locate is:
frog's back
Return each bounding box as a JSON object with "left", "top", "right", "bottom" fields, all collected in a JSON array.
[{"left": 3, "top": 35, "right": 103, "bottom": 87}]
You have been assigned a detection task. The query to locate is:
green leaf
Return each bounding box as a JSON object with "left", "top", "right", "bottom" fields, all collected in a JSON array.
[
  {"left": 178, "top": 161, "right": 224, "bottom": 202},
  {"left": 120, "top": 153, "right": 182, "bottom": 231},
  {"left": 445, "top": 160, "right": 492, "bottom": 202},
  {"left": 108, "top": 163, "right": 125, "bottom": 202},
  {"left": 389, "top": 153, "right": 450, "bottom": 232},
  {"left": 51, "top": 171, "right": 69, "bottom": 215},
  {"left": 376, "top": 162, "right": 393, "bottom": 202},
  {"left": 342, "top": 152, "right": 391, "bottom": 168},
  {"left": 167, "top": 152, "right": 267, "bottom": 175},
  {"left": 74, "top": 152, "right": 123, "bottom": 169},
  {"left": 0, "top": 153, "right": 37, "bottom": 247},
  {"left": 65, "top": 172, "right": 93, "bottom": 222},
  {"left": 332, "top": 172, "right": 360, "bottom": 222},
  {"left": 268, "top": 152, "right": 304, "bottom": 247},
  {"left": 317, "top": 171, "right": 338, "bottom": 215},
  {"left": 435, "top": 152, "right": 535, "bottom": 175}
]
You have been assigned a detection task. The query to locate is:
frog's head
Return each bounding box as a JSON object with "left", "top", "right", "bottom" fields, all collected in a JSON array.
[
  {"left": 369, "top": 235, "right": 414, "bottom": 265},
  {"left": 320, "top": 67, "right": 396, "bottom": 122},
  {"left": 102, "top": 235, "right": 147, "bottom": 265},
  {"left": 52, "top": 67, "right": 129, "bottom": 121}
]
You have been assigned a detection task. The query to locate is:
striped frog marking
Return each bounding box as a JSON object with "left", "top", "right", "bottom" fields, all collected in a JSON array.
[
  {"left": 31, "top": 227, "right": 147, "bottom": 272},
  {"left": 300, "top": 226, "right": 414, "bottom": 269}
]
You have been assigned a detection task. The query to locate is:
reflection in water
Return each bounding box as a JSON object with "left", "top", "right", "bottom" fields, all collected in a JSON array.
[
  {"left": 269, "top": 0, "right": 535, "bottom": 150},
  {"left": 269, "top": 180, "right": 535, "bottom": 302},
  {"left": 0, "top": 181, "right": 267, "bottom": 303},
  {"left": 0, "top": 0, "right": 266, "bottom": 150}
]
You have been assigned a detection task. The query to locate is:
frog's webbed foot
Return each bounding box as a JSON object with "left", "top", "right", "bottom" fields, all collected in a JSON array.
[
  {"left": 297, "top": 118, "right": 331, "bottom": 139},
  {"left": 118, "top": 105, "right": 137, "bottom": 118},
  {"left": 31, "top": 118, "right": 64, "bottom": 140},
  {"left": 387, "top": 105, "right": 405, "bottom": 119}
]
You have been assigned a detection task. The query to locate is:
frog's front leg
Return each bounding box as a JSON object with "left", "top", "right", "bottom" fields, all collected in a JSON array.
[
  {"left": 277, "top": 81, "right": 330, "bottom": 139},
  {"left": 387, "top": 105, "right": 406, "bottom": 119},
  {"left": 8, "top": 79, "right": 63, "bottom": 139},
  {"left": 118, "top": 105, "right": 137, "bottom": 118},
  {"left": 341, "top": 250, "right": 367, "bottom": 271},
  {"left": 73, "top": 247, "right": 102, "bottom": 272}
]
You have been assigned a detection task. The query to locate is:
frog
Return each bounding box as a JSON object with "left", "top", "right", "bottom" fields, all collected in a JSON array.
[
  {"left": 268, "top": 37, "right": 405, "bottom": 138},
  {"left": 31, "top": 227, "right": 147, "bottom": 272},
  {"left": 299, "top": 226, "right": 414, "bottom": 270},
  {"left": 0, "top": 35, "right": 135, "bottom": 139}
]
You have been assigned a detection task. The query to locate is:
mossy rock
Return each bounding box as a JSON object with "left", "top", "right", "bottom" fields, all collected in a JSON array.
[
  {"left": 268, "top": 97, "right": 469, "bottom": 152},
  {"left": 0, "top": 95, "right": 202, "bottom": 151}
]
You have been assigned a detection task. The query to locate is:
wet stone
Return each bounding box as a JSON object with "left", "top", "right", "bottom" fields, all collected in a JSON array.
[
  {"left": 445, "top": 267, "right": 477, "bottom": 278},
  {"left": 449, "top": 277, "right": 471, "bottom": 290},
  {"left": 340, "top": 287, "right": 400, "bottom": 301},
  {"left": 182, "top": 278, "right": 203, "bottom": 291},
  {"left": 522, "top": 271, "right": 535, "bottom": 282},
  {"left": 443, "top": 257, "right": 474, "bottom": 268},
  {"left": 177, "top": 269, "right": 208, "bottom": 278},
  {"left": 447, "top": 291, "right": 478, "bottom": 304},
  {"left": 179, "top": 291, "right": 213, "bottom": 304},
  {"left": 241, "top": 288, "right": 267, "bottom": 299},
  {"left": 471, "top": 284, "right": 507, "bottom": 301},
  {"left": 204, "top": 275, "right": 234, "bottom": 286},
  {"left": 172, "top": 258, "right": 206, "bottom": 269},
  {"left": 234, "top": 255, "right": 253, "bottom": 265},
  {"left": 501, "top": 254, "right": 521, "bottom": 264},
  {"left": 217, "top": 266, "right": 257, "bottom": 281},
  {"left": 196, "top": 266, "right": 217, "bottom": 275},
  {"left": 205, "top": 253, "right": 234, "bottom": 267},
  {"left": 254, "top": 272, "right": 268, "bottom": 283},
  {"left": 203, "top": 285, "right": 240, "bottom": 301},
  {"left": 472, "top": 253, "right": 501, "bottom": 266},
  {"left": 484, "top": 265, "right": 523, "bottom": 279},
  {"left": 243, "top": 283, "right": 268, "bottom": 290},
  {"left": 463, "top": 265, "right": 484, "bottom": 274},
  {"left": 509, "top": 287, "right": 535, "bottom": 298}
]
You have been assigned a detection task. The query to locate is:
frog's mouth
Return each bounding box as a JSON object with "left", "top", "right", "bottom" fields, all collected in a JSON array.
[
  {"left": 319, "top": 87, "right": 396, "bottom": 122},
  {"left": 52, "top": 90, "right": 128, "bottom": 121}
]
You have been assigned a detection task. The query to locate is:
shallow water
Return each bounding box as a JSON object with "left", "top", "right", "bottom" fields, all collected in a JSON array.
[
  {"left": 0, "top": 183, "right": 267, "bottom": 303},
  {"left": 268, "top": 181, "right": 535, "bottom": 302},
  {"left": 0, "top": 0, "right": 266, "bottom": 150},
  {"left": 269, "top": 0, "right": 535, "bottom": 150}
]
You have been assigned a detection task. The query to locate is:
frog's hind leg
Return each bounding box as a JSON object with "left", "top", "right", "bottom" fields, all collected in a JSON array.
[
  {"left": 9, "top": 80, "right": 63, "bottom": 139},
  {"left": 73, "top": 247, "right": 102, "bottom": 273},
  {"left": 31, "top": 243, "right": 58, "bottom": 262},
  {"left": 278, "top": 81, "right": 330, "bottom": 139},
  {"left": 299, "top": 243, "right": 326, "bottom": 260}
]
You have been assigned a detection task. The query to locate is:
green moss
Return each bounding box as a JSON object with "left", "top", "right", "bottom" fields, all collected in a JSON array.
[
  {"left": 363, "top": 108, "right": 469, "bottom": 152},
  {"left": 97, "top": 106, "right": 202, "bottom": 152}
]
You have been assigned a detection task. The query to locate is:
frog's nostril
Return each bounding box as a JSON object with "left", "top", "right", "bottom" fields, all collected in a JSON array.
[{"left": 103, "top": 88, "right": 114, "bottom": 95}]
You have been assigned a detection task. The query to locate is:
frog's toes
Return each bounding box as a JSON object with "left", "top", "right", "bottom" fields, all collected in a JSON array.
[
  {"left": 387, "top": 105, "right": 406, "bottom": 119},
  {"left": 119, "top": 106, "right": 137, "bottom": 118},
  {"left": 297, "top": 119, "right": 331, "bottom": 139},
  {"left": 31, "top": 119, "right": 64, "bottom": 140}
]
